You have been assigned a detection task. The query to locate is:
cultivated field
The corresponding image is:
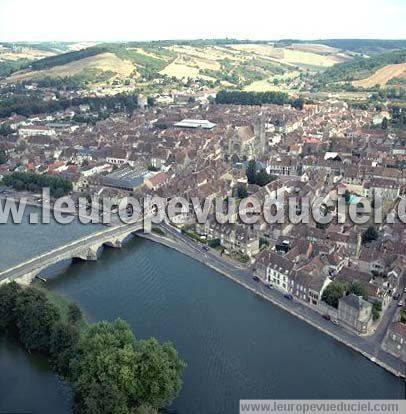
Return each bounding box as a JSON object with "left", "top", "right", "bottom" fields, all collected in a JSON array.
[
  {"left": 289, "top": 43, "right": 341, "bottom": 55},
  {"left": 352, "top": 63, "right": 406, "bottom": 87},
  {"left": 0, "top": 48, "right": 55, "bottom": 62},
  {"left": 229, "top": 43, "right": 350, "bottom": 67},
  {"left": 6, "top": 52, "right": 137, "bottom": 82},
  {"left": 244, "top": 71, "right": 300, "bottom": 92}
]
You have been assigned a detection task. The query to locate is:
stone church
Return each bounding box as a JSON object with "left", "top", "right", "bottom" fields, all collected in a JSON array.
[{"left": 224, "top": 117, "right": 266, "bottom": 163}]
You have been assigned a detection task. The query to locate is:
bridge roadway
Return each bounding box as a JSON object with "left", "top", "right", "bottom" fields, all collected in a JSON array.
[{"left": 0, "top": 219, "right": 145, "bottom": 285}]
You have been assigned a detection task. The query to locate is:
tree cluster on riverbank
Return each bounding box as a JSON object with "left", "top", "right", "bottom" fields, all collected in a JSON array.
[
  {"left": 0, "top": 283, "right": 186, "bottom": 414},
  {"left": 2, "top": 172, "right": 72, "bottom": 198}
]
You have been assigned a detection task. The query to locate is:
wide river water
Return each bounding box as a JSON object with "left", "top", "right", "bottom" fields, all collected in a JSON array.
[{"left": 0, "top": 207, "right": 404, "bottom": 413}]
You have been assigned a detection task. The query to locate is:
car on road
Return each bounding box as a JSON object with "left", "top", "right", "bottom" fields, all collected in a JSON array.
[
  {"left": 252, "top": 275, "right": 260, "bottom": 282},
  {"left": 331, "top": 319, "right": 340, "bottom": 326},
  {"left": 322, "top": 314, "right": 331, "bottom": 321},
  {"left": 266, "top": 284, "right": 274, "bottom": 290},
  {"left": 283, "top": 293, "right": 293, "bottom": 300}
]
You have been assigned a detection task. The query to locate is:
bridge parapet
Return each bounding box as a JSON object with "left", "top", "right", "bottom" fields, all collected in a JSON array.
[{"left": 0, "top": 221, "right": 145, "bottom": 285}]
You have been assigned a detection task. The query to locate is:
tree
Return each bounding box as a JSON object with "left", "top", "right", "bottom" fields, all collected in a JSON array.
[
  {"left": 133, "top": 338, "right": 186, "bottom": 409},
  {"left": 135, "top": 405, "right": 159, "bottom": 414},
  {"left": 53, "top": 187, "right": 66, "bottom": 199},
  {"left": 400, "top": 308, "right": 406, "bottom": 323},
  {"left": 67, "top": 302, "right": 83, "bottom": 325},
  {"left": 208, "top": 238, "right": 220, "bottom": 248},
  {"left": 246, "top": 160, "right": 257, "bottom": 185},
  {"left": 14, "top": 288, "right": 60, "bottom": 352},
  {"left": 78, "top": 379, "right": 131, "bottom": 414},
  {"left": 0, "top": 281, "right": 22, "bottom": 331},
  {"left": 246, "top": 161, "right": 276, "bottom": 187},
  {"left": 0, "top": 124, "right": 12, "bottom": 137},
  {"left": 372, "top": 300, "right": 382, "bottom": 321},
  {"left": 0, "top": 149, "right": 7, "bottom": 165},
  {"left": 321, "top": 281, "right": 346, "bottom": 309},
  {"left": 344, "top": 190, "right": 351, "bottom": 204},
  {"left": 50, "top": 321, "right": 80, "bottom": 376},
  {"left": 70, "top": 320, "right": 139, "bottom": 411},
  {"left": 349, "top": 281, "right": 366, "bottom": 299},
  {"left": 362, "top": 226, "right": 378, "bottom": 244},
  {"left": 255, "top": 169, "right": 272, "bottom": 187},
  {"left": 292, "top": 97, "right": 304, "bottom": 110},
  {"left": 236, "top": 183, "right": 248, "bottom": 199}
]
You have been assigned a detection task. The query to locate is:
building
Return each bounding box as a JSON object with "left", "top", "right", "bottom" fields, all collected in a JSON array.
[
  {"left": 144, "top": 172, "right": 170, "bottom": 191},
  {"left": 197, "top": 220, "right": 260, "bottom": 258},
  {"left": 19, "top": 125, "right": 56, "bottom": 138},
  {"left": 106, "top": 149, "right": 128, "bottom": 166},
  {"left": 174, "top": 119, "right": 216, "bottom": 129},
  {"left": 224, "top": 125, "right": 256, "bottom": 163},
  {"left": 385, "top": 322, "right": 406, "bottom": 362},
  {"left": 103, "top": 167, "right": 146, "bottom": 191},
  {"left": 256, "top": 251, "right": 294, "bottom": 292},
  {"left": 338, "top": 294, "right": 373, "bottom": 334}
]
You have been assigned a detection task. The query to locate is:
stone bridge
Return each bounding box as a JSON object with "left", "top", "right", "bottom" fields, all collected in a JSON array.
[{"left": 0, "top": 220, "right": 145, "bottom": 285}]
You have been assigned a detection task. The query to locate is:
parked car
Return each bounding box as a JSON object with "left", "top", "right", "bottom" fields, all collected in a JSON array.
[
  {"left": 252, "top": 276, "right": 260, "bottom": 282},
  {"left": 283, "top": 293, "right": 293, "bottom": 300},
  {"left": 322, "top": 314, "right": 331, "bottom": 321},
  {"left": 331, "top": 319, "right": 340, "bottom": 326},
  {"left": 266, "top": 284, "right": 274, "bottom": 290},
  {"left": 398, "top": 300, "right": 403, "bottom": 307},
  {"left": 393, "top": 293, "right": 400, "bottom": 300}
]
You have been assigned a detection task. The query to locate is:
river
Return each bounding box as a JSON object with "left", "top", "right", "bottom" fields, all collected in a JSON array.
[{"left": 0, "top": 209, "right": 404, "bottom": 413}]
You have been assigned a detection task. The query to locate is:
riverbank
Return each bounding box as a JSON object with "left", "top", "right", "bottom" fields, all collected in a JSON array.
[{"left": 139, "top": 228, "right": 406, "bottom": 379}]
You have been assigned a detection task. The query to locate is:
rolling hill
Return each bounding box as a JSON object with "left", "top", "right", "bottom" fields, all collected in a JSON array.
[
  {"left": 0, "top": 40, "right": 357, "bottom": 93},
  {"left": 352, "top": 63, "right": 406, "bottom": 88},
  {"left": 2, "top": 39, "right": 405, "bottom": 95},
  {"left": 315, "top": 49, "right": 406, "bottom": 88},
  {"left": 6, "top": 52, "right": 138, "bottom": 84}
]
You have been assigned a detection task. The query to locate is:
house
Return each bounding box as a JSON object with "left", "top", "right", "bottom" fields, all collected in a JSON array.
[
  {"left": 144, "top": 172, "right": 170, "bottom": 191},
  {"left": 267, "top": 156, "right": 300, "bottom": 176},
  {"left": 197, "top": 220, "right": 260, "bottom": 258},
  {"left": 385, "top": 322, "right": 406, "bottom": 362},
  {"left": 338, "top": 294, "right": 373, "bottom": 334},
  {"left": 255, "top": 251, "right": 295, "bottom": 292},
  {"left": 292, "top": 257, "right": 331, "bottom": 306}
]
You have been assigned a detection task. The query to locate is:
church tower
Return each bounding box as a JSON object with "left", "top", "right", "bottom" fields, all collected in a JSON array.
[{"left": 254, "top": 114, "right": 266, "bottom": 155}]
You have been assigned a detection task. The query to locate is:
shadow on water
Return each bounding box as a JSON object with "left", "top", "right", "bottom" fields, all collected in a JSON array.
[{"left": 0, "top": 333, "right": 72, "bottom": 414}]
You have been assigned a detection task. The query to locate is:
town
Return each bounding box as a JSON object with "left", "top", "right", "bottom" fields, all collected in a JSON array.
[{"left": 1, "top": 80, "right": 405, "bottom": 370}]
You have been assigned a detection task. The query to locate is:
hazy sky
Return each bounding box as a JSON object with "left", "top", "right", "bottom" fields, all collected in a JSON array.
[{"left": 0, "top": 0, "right": 405, "bottom": 42}]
